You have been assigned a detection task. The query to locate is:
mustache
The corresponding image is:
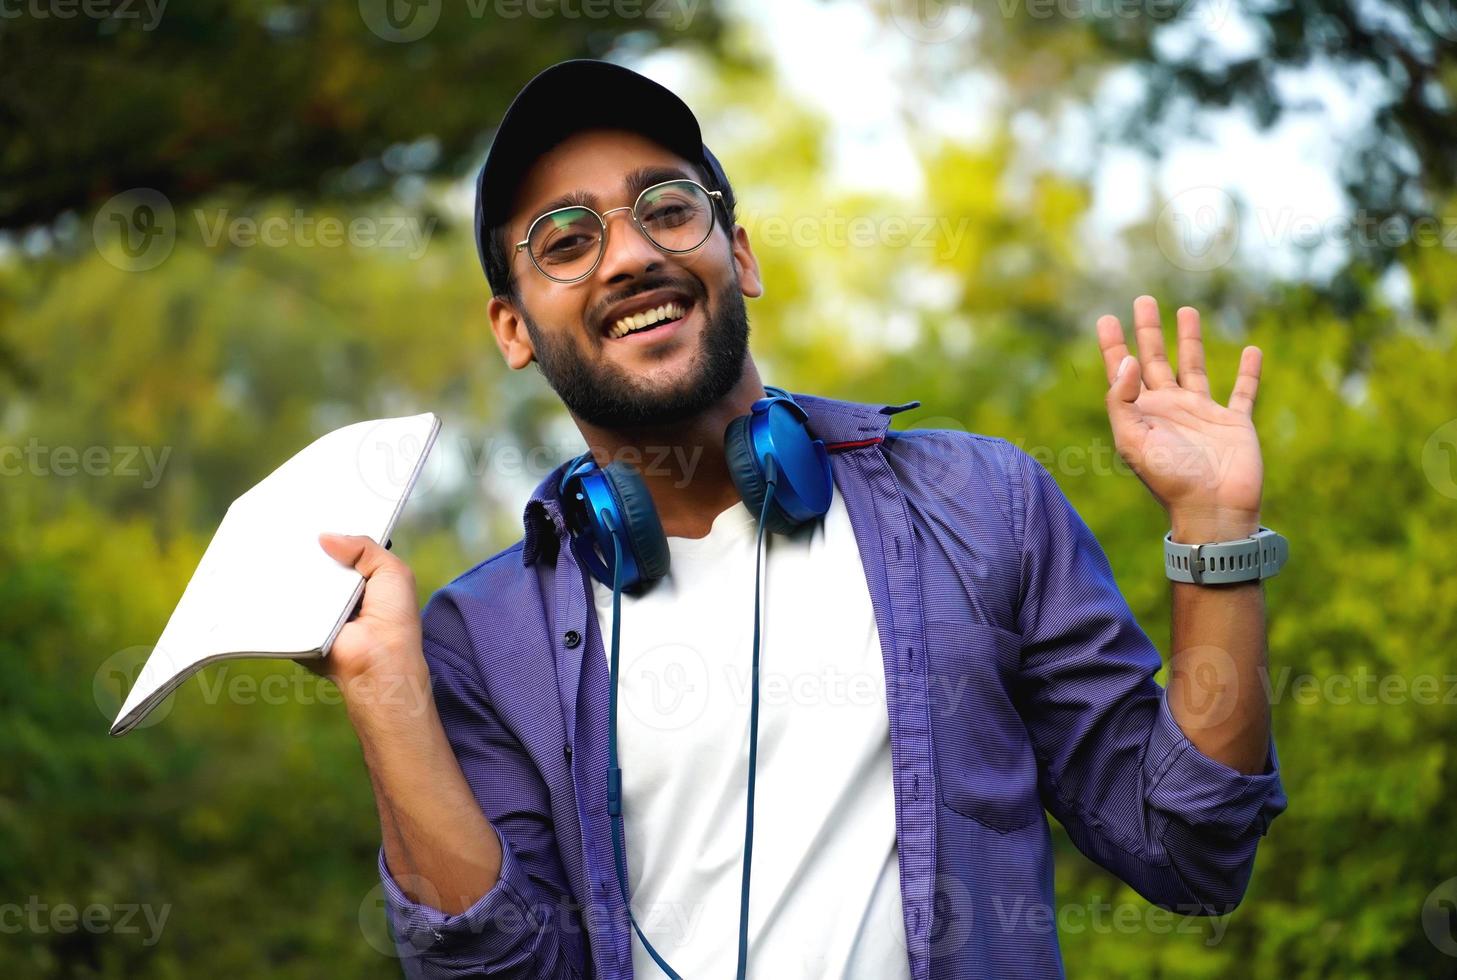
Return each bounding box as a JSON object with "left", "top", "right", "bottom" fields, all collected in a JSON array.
[{"left": 589, "top": 275, "right": 707, "bottom": 329}]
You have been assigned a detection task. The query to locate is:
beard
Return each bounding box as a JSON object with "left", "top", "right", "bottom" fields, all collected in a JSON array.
[{"left": 520, "top": 273, "right": 751, "bottom": 430}]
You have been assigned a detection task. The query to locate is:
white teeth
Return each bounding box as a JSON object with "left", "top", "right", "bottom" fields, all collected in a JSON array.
[{"left": 609, "top": 302, "right": 686, "bottom": 338}]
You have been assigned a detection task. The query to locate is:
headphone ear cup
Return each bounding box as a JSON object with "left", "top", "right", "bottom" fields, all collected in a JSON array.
[
  {"left": 600, "top": 462, "right": 671, "bottom": 585},
  {"left": 724, "top": 413, "right": 797, "bottom": 535}
]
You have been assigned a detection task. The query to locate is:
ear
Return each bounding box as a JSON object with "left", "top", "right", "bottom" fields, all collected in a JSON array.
[
  {"left": 729, "top": 224, "right": 764, "bottom": 299},
  {"left": 488, "top": 295, "right": 536, "bottom": 370}
]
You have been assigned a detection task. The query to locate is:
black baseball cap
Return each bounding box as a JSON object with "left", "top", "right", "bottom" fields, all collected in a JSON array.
[{"left": 472, "top": 59, "right": 733, "bottom": 282}]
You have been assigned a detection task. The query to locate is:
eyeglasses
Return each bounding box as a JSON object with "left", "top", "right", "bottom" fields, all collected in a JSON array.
[{"left": 514, "top": 177, "right": 725, "bottom": 284}]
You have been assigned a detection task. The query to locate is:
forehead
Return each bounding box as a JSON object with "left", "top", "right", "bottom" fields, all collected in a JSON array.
[{"left": 508, "top": 128, "right": 697, "bottom": 231}]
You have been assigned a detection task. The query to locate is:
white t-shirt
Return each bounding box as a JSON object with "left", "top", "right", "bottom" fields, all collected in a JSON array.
[{"left": 590, "top": 489, "right": 910, "bottom": 979}]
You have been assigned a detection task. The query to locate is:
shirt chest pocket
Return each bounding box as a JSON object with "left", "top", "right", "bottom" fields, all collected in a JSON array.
[{"left": 925, "top": 621, "right": 1043, "bottom": 832}]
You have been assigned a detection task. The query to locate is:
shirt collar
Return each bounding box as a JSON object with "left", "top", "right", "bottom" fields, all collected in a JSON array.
[{"left": 519, "top": 389, "right": 921, "bottom": 566}]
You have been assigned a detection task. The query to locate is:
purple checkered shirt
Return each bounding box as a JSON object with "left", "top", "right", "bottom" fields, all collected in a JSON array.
[{"left": 378, "top": 390, "right": 1286, "bottom": 979}]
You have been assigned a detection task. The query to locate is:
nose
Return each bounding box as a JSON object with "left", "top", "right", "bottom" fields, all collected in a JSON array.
[{"left": 593, "top": 206, "right": 665, "bottom": 285}]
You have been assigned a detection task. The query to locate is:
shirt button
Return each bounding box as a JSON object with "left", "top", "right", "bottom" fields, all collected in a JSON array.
[{"left": 564, "top": 629, "right": 582, "bottom": 648}]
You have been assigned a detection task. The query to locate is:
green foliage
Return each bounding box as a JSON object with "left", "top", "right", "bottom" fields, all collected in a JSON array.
[
  {"left": 4, "top": 6, "right": 1457, "bottom": 978},
  {"left": 697, "top": 45, "right": 1457, "bottom": 975},
  {"left": 0, "top": 0, "right": 725, "bottom": 229},
  {"left": 841, "top": 141, "right": 1457, "bottom": 980}
]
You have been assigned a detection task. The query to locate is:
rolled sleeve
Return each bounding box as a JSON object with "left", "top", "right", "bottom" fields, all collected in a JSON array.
[
  {"left": 378, "top": 821, "right": 581, "bottom": 978},
  {"left": 1144, "top": 687, "right": 1286, "bottom": 838},
  {"left": 369, "top": 588, "right": 586, "bottom": 979},
  {"left": 1007, "top": 440, "right": 1287, "bottom": 913}
]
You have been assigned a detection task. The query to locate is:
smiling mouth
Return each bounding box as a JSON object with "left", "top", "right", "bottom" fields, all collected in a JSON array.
[{"left": 605, "top": 300, "right": 691, "bottom": 340}]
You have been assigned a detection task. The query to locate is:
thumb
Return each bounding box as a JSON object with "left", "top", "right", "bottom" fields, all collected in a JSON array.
[
  {"left": 1105, "top": 355, "right": 1146, "bottom": 435},
  {"left": 319, "top": 532, "right": 391, "bottom": 579},
  {"left": 1107, "top": 355, "right": 1141, "bottom": 406}
]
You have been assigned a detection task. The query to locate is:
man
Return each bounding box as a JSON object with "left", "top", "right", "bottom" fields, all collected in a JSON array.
[{"left": 316, "top": 60, "right": 1288, "bottom": 979}]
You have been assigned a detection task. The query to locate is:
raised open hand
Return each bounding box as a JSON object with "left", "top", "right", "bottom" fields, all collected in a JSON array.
[{"left": 1097, "top": 295, "right": 1264, "bottom": 541}]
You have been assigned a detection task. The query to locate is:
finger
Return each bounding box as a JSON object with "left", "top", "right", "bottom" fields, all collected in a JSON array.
[
  {"left": 1174, "top": 306, "right": 1210, "bottom": 396},
  {"left": 1097, "top": 314, "right": 1132, "bottom": 385},
  {"left": 319, "top": 532, "right": 394, "bottom": 579},
  {"left": 1226, "top": 345, "right": 1262, "bottom": 416},
  {"left": 1132, "top": 295, "right": 1177, "bottom": 388}
]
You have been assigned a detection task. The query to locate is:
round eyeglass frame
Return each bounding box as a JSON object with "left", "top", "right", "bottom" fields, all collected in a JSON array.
[{"left": 513, "top": 177, "right": 726, "bottom": 284}]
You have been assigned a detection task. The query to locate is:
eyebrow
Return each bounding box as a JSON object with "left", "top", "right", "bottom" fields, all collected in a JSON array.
[
  {"left": 625, "top": 166, "right": 695, "bottom": 200},
  {"left": 525, "top": 166, "right": 697, "bottom": 228}
]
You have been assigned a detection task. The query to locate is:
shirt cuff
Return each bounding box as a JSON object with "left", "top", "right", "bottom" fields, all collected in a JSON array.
[
  {"left": 1144, "top": 687, "right": 1287, "bottom": 838},
  {"left": 377, "top": 821, "right": 554, "bottom": 968}
]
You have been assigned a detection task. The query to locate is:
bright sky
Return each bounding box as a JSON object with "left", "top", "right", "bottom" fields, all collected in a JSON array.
[
  {"left": 0, "top": 0, "right": 1390, "bottom": 286},
  {"left": 635, "top": 0, "right": 1375, "bottom": 282}
]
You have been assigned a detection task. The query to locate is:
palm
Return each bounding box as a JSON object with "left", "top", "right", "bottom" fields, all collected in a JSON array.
[
  {"left": 1097, "top": 297, "right": 1264, "bottom": 520},
  {"left": 332, "top": 560, "right": 419, "bottom": 659}
]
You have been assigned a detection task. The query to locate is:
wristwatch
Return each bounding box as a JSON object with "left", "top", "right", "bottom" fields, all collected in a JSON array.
[{"left": 1163, "top": 526, "right": 1289, "bottom": 585}]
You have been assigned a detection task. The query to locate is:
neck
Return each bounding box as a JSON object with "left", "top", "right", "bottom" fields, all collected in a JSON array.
[{"left": 571, "top": 363, "right": 767, "bottom": 540}]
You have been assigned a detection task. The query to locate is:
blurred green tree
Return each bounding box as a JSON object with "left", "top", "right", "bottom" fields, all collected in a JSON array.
[
  {"left": 4, "top": 4, "right": 1457, "bottom": 977},
  {"left": 0, "top": 0, "right": 724, "bottom": 227}
]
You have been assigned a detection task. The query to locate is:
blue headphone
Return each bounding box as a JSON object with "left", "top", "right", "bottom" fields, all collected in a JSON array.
[
  {"left": 557, "top": 385, "right": 834, "bottom": 592},
  {"left": 557, "top": 386, "right": 833, "bottom": 980}
]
